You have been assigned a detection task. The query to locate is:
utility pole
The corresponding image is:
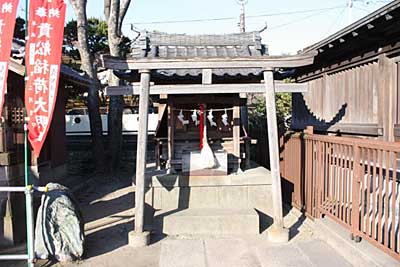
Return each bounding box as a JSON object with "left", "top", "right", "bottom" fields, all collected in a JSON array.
[
  {"left": 348, "top": 0, "right": 354, "bottom": 25},
  {"left": 237, "top": 0, "right": 248, "bottom": 33},
  {"left": 348, "top": 0, "right": 371, "bottom": 25}
]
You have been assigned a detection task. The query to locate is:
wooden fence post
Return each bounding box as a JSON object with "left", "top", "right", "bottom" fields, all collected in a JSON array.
[
  {"left": 351, "top": 143, "right": 361, "bottom": 236},
  {"left": 304, "top": 127, "right": 317, "bottom": 219},
  {"left": 305, "top": 126, "right": 314, "bottom": 135}
]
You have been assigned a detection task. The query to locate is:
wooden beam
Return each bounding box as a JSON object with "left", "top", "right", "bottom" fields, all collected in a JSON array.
[
  {"left": 105, "top": 82, "right": 308, "bottom": 96},
  {"left": 134, "top": 70, "right": 151, "bottom": 236},
  {"left": 167, "top": 102, "right": 175, "bottom": 173},
  {"left": 291, "top": 123, "right": 384, "bottom": 136},
  {"left": 378, "top": 54, "right": 396, "bottom": 142},
  {"left": 385, "top": 14, "right": 393, "bottom": 20},
  {"left": 9, "top": 59, "right": 24, "bottom": 76},
  {"left": 297, "top": 41, "right": 400, "bottom": 82},
  {"left": 233, "top": 105, "right": 241, "bottom": 172},
  {"left": 100, "top": 52, "right": 316, "bottom": 70},
  {"left": 394, "top": 125, "right": 400, "bottom": 137},
  {"left": 202, "top": 69, "right": 212, "bottom": 84},
  {"left": 105, "top": 86, "right": 133, "bottom": 96},
  {"left": 162, "top": 95, "right": 245, "bottom": 105}
]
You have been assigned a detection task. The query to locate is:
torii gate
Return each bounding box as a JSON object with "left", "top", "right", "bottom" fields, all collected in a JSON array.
[{"left": 100, "top": 52, "right": 316, "bottom": 246}]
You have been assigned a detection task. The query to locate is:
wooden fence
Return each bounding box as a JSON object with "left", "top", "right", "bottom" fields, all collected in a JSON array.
[
  {"left": 280, "top": 132, "right": 400, "bottom": 260},
  {"left": 279, "top": 133, "right": 304, "bottom": 210}
]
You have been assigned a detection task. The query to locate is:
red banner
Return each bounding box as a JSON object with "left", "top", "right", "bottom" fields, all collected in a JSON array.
[
  {"left": 25, "top": 0, "right": 66, "bottom": 157},
  {"left": 0, "top": 0, "right": 20, "bottom": 119}
]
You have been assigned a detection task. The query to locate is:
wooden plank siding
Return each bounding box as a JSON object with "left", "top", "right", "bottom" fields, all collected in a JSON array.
[
  {"left": 293, "top": 56, "right": 399, "bottom": 140},
  {"left": 394, "top": 62, "right": 400, "bottom": 140}
]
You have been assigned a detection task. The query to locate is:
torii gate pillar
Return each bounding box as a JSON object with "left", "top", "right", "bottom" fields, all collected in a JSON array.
[
  {"left": 264, "top": 69, "right": 289, "bottom": 243},
  {"left": 129, "top": 69, "right": 151, "bottom": 247}
]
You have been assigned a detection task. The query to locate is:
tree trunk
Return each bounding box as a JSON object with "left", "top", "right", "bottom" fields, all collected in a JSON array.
[
  {"left": 105, "top": 0, "right": 131, "bottom": 170},
  {"left": 69, "top": 0, "right": 106, "bottom": 171}
]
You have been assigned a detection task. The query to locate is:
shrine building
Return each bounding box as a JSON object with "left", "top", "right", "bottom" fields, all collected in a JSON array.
[{"left": 102, "top": 30, "right": 315, "bottom": 245}]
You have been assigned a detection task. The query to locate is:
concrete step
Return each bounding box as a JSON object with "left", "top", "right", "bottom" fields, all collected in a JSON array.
[
  {"left": 313, "top": 217, "right": 399, "bottom": 267},
  {"left": 160, "top": 208, "right": 260, "bottom": 236}
]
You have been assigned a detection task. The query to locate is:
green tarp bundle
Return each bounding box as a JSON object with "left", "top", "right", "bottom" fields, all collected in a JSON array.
[{"left": 35, "top": 183, "right": 85, "bottom": 262}]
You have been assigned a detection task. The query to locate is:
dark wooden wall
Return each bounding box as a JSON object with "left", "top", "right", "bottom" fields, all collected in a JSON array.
[
  {"left": 1, "top": 71, "right": 70, "bottom": 169},
  {"left": 48, "top": 79, "right": 67, "bottom": 168},
  {"left": 293, "top": 55, "right": 399, "bottom": 141}
]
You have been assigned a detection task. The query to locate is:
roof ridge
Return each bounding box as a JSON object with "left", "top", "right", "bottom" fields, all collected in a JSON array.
[{"left": 140, "top": 31, "right": 262, "bottom": 48}]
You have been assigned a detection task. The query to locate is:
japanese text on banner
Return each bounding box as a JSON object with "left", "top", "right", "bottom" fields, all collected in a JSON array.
[
  {"left": 25, "top": 0, "right": 66, "bottom": 157},
  {"left": 0, "top": 0, "right": 20, "bottom": 119}
]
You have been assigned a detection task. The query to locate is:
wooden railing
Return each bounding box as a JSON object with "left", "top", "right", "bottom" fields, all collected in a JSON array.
[
  {"left": 280, "top": 133, "right": 304, "bottom": 210},
  {"left": 304, "top": 134, "right": 400, "bottom": 260}
]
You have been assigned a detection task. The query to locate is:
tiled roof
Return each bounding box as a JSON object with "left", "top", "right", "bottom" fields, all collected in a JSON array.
[
  {"left": 10, "top": 39, "right": 91, "bottom": 86},
  {"left": 11, "top": 38, "right": 25, "bottom": 59},
  {"left": 130, "top": 31, "right": 268, "bottom": 77}
]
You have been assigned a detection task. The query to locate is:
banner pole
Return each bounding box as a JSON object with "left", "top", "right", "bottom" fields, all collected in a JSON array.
[
  {"left": 24, "top": 0, "right": 29, "bottom": 187},
  {"left": 24, "top": 1, "right": 34, "bottom": 267}
]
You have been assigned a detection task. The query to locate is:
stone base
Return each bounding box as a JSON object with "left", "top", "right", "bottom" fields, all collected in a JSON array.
[
  {"left": 128, "top": 231, "right": 150, "bottom": 248},
  {"left": 160, "top": 208, "right": 259, "bottom": 236},
  {"left": 266, "top": 224, "right": 289, "bottom": 243},
  {"left": 144, "top": 165, "right": 274, "bottom": 234}
]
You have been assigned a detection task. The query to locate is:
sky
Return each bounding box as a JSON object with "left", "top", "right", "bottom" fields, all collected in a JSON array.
[{"left": 19, "top": 0, "right": 392, "bottom": 55}]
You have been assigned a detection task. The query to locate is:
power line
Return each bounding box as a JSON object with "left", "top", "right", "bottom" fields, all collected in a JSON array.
[
  {"left": 354, "top": 6, "right": 374, "bottom": 12},
  {"left": 370, "top": 0, "right": 394, "bottom": 3},
  {"left": 248, "top": 5, "right": 344, "bottom": 19},
  {"left": 124, "top": 5, "right": 345, "bottom": 26},
  {"left": 325, "top": 6, "right": 347, "bottom": 36},
  {"left": 268, "top": 6, "right": 343, "bottom": 30}
]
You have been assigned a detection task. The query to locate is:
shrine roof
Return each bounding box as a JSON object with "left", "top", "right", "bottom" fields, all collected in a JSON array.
[
  {"left": 128, "top": 31, "right": 269, "bottom": 78},
  {"left": 297, "top": 0, "right": 400, "bottom": 80},
  {"left": 10, "top": 39, "right": 92, "bottom": 87}
]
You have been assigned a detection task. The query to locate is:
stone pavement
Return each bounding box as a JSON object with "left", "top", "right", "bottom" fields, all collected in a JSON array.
[
  {"left": 1, "top": 176, "right": 354, "bottom": 267},
  {"left": 159, "top": 237, "right": 352, "bottom": 267},
  {"left": 31, "top": 234, "right": 351, "bottom": 267}
]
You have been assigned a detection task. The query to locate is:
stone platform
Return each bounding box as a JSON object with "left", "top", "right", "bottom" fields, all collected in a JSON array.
[
  {"left": 143, "top": 165, "right": 273, "bottom": 234},
  {"left": 161, "top": 208, "right": 259, "bottom": 236}
]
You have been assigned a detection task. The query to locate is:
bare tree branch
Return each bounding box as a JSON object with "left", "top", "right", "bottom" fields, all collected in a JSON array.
[
  {"left": 104, "top": 0, "right": 111, "bottom": 21},
  {"left": 69, "top": 0, "right": 106, "bottom": 171},
  {"left": 105, "top": 0, "right": 132, "bottom": 170},
  {"left": 118, "top": 0, "right": 131, "bottom": 35},
  {"left": 108, "top": 0, "right": 120, "bottom": 56},
  {"left": 69, "top": 0, "right": 94, "bottom": 78}
]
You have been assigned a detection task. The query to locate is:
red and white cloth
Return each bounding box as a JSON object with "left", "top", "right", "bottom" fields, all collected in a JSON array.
[
  {"left": 25, "top": 0, "right": 66, "bottom": 157},
  {"left": 0, "top": 0, "right": 20, "bottom": 118}
]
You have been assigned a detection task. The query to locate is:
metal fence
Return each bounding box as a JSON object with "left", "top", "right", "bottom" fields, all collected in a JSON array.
[{"left": 0, "top": 186, "right": 47, "bottom": 267}]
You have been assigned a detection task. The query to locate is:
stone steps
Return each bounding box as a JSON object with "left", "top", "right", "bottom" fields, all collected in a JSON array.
[{"left": 157, "top": 208, "right": 260, "bottom": 236}]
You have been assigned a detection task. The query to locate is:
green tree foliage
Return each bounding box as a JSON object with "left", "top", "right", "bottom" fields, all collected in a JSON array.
[
  {"left": 64, "top": 18, "right": 131, "bottom": 60},
  {"left": 64, "top": 18, "right": 108, "bottom": 56},
  {"left": 63, "top": 18, "right": 131, "bottom": 105},
  {"left": 249, "top": 93, "right": 292, "bottom": 135}
]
